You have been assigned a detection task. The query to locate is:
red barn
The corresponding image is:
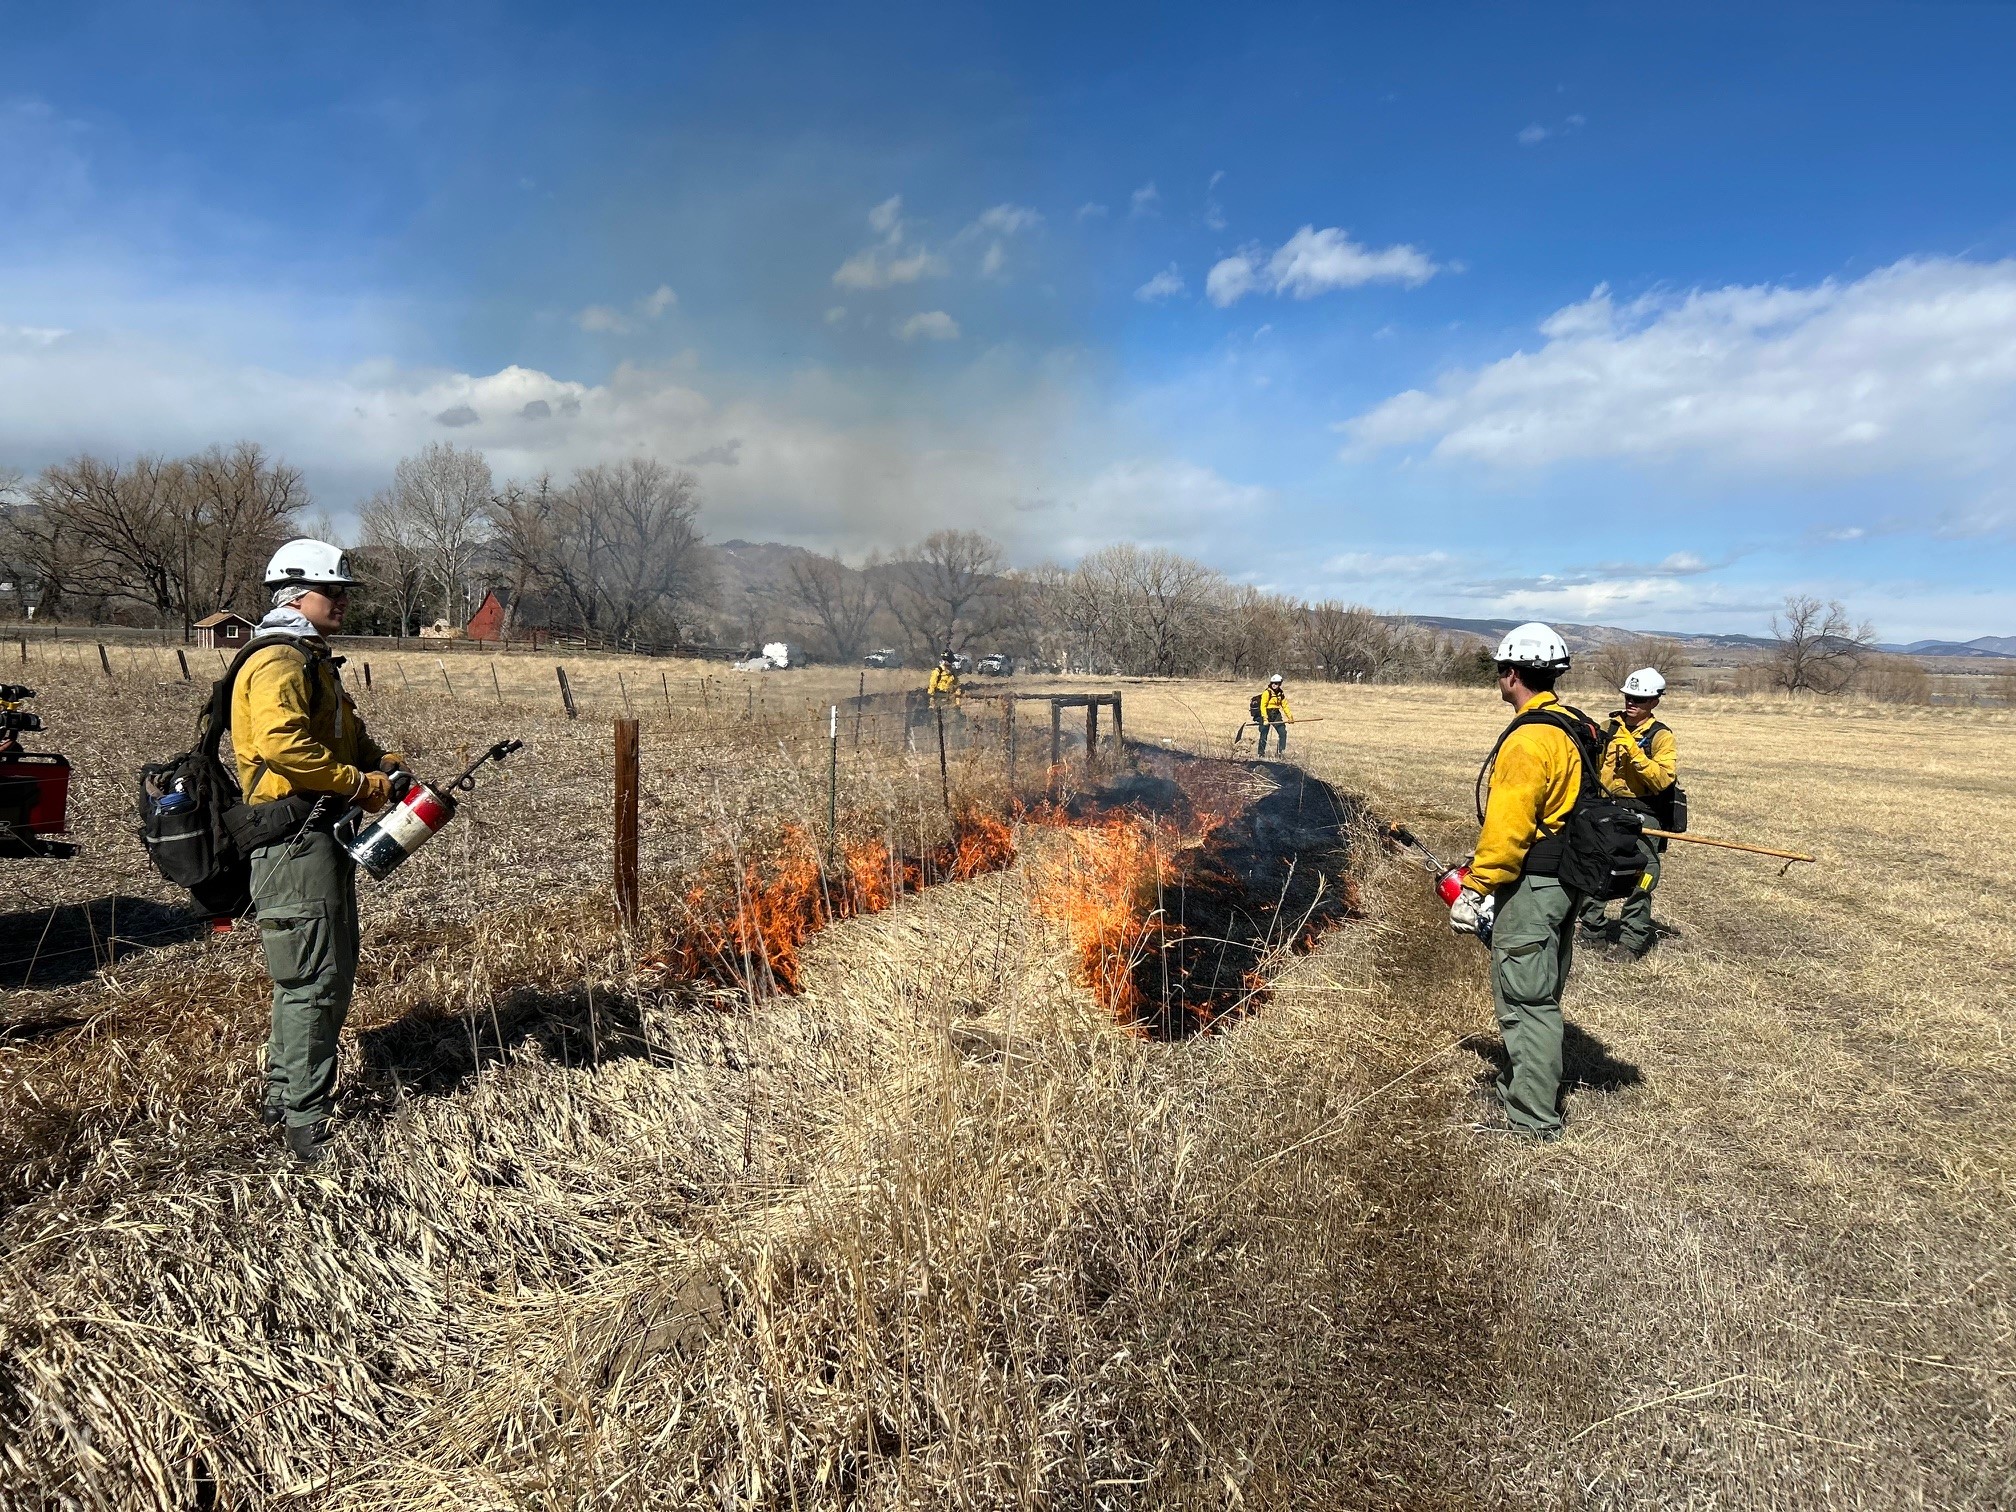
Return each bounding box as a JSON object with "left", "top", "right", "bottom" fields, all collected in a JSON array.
[
  {"left": 465, "top": 588, "right": 548, "bottom": 645},
  {"left": 465, "top": 590, "right": 509, "bottom": 643}
]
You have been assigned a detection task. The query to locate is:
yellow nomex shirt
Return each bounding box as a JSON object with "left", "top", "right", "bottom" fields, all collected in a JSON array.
[
  {"left": 231, "top": 642, "right": 385, "bottom": 804},
  {"left": 1468, "top": 691, "right": 1583, "bottom": 895},
  {"left": 1596, "top": 717, "right": 1677, "bottom": 802}
]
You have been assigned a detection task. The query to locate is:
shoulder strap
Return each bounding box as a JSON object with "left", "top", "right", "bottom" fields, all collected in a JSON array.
[
  {"left": 197, "top": 635, "right": 327, "bottom": 765},
  {"left": 1634, "top": 718, "right": 1668, "bottom": 754},
  {"left": 1476, "top": 704, "right": 1599, "bottom": 822}
]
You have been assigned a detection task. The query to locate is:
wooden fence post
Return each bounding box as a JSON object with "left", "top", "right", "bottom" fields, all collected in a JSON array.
[
  {"left": 97, "top": 643, "right": 112, "bottom": 680},
  {"left": 556, "top": 666, "right": 578, "bottom": 719},
  {"left": 438, "top": 660, "right": 454, "bottom": 697},
  {"left": 1084, "top": 699, "right": 1099, "bottom": 777},
  {"left": 363, "top": 662, "right": 373, "bottom": 690},
  {"left": 614, "top": 718, "right": 640, "bottom": 928},
  {"left": 1111, "top": 691, "right": 1124, "bottom": 755},
  {"left": 1005, "top": 692, "right": 1017, "bottom": 789},
  {"left": 935, "top": 704, "right": 951, "bottom": 818},
  {"left": 175, "top": 648, "right": 190, "bottom": 681},
  {"left": 1049, "top": 699, "right": 1062, "bottom": 801}
]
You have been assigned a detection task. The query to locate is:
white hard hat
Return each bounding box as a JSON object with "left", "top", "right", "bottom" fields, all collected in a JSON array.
[
  {"left": 264, "top": 538, "right": 360, "bottom": 589},
  {"left": 1491, "top": 622, "right": 1570, "bottom": 672},
  {"left": 1268, "top": 673, "right": 1284, "bottom": 684},
  {"left": 1621, "top": 667, "right": 1667, "bottom": 698}
]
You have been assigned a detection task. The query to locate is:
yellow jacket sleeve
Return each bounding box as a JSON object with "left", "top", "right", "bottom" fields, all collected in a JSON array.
[
  {"left": 236, "top": 647, "right": 364, "bottom": 802},
  {"left": 1607, "top": 720, "right": 1676, "bottom": 794},
  {"left": 1468, "top": 699, "right": 1581, "bottom": 894}
]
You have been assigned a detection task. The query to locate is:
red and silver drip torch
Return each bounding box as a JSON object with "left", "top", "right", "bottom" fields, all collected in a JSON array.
[
  {"left": 341, "top": 738, "right": 523, "bottom": 881},
  {"left": 1385, "top": 822, "right": 1492, "bottom": 944}
]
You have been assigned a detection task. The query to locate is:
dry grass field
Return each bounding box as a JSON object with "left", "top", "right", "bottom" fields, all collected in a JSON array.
[{"left": 1, "top": 645, "right": 2010, "bottom": 1508}]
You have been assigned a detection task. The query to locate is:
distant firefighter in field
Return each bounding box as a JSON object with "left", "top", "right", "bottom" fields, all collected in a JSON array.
[
  {"left": 927, "top": 648, "right": 963, "bottom": 709},
  {"left": 1253, "top": 673, "right": 1291, "bottom": 755},
  {"left": 1578, "top": 668, "right": 1681, "bottom": 961}
]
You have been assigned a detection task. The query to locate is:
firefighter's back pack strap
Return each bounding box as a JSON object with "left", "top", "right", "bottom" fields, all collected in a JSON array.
[{"left": 198, "top": 635, "right": 329, "bottom": 774}]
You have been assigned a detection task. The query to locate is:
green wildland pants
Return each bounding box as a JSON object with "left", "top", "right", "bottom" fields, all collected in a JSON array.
[
  {"left": 252, "top": 828, "right": 360, "bottom": 1129},
  {"left": 1579, "top": 834, "right": 1660, "bottom": 951},
  {"left": 1490, "top": 873, "right": 1583, "bottom": 1136}
]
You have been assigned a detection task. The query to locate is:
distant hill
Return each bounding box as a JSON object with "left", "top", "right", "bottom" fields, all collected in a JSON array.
[
  {"left": 1879, "top": 636, "right": 2016, "bottom": 659},
  {"left": 1403, "top": 615, "right": 1776, "bottom": 654}
]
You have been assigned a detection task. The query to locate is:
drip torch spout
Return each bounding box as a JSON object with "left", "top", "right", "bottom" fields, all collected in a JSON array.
[{"left": 445, "top": 738, "right": 523, "bottom": 793}]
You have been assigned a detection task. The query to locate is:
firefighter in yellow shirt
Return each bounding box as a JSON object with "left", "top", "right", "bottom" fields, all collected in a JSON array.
[
  {"left": 1449, "top": 623, "right": 1585, "bottom": 1142},
  {"left": 1578, "top": 668, "right": 1678, "bottom": 961},
  {"left": 926, "top": 649, "right": 963, "bottom": 708},
  {"left": 1256, "top": 674, "right": 1290, "bottom": 755},
  {"left": 231, "top": 540, "right": 402, "bottom": 1164}
]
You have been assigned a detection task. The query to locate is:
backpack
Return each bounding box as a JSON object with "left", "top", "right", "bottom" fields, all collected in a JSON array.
[
  {"left": 1248, "top": 693, "right": 1263, "bottom": 724},
  {"left": 137, "top": 635, "right": 329, "bottom": 917},
  {"left": 1477, "top": 703, "right": 1645, "bottom": 902}
]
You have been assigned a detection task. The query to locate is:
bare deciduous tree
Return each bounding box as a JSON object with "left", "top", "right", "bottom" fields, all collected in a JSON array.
[
  {"left": 1769, "top": 594, "right": 1875, "bottom": 694},
  {"left": 882, "top": 529, "right": 1015, "bottom": 657},
  {"left": 1300, "top": 602, "right": 1405, "bottom": 681},
  {"left": 21, "top": 446, "right": 303, "bottom": 632},
  {"left": 179, "top": 443, "right": 307, "bottom": 625},
  {"left": 393, "top": 443, "right": 493, "bottom": 627},
  {"left": 357, "top": 490, "right": 431, "bottom": 638},
  {"left": 488, "top": 459, "right": 710, "bottom": 644},
  {"left": 780, "top": 553, "right": 879, "bottom": 661}
]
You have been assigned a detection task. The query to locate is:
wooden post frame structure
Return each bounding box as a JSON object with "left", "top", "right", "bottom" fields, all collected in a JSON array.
[{"left": 956, "top": 690, "right": 1125, "bottom": 796}]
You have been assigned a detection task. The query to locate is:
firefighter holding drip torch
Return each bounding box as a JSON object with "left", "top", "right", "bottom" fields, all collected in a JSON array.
[
  {"left": 1452, "top": 623, "right": 1587, "bottom": 1144},
  {"left": 232, "top": 540, "right": 406, "bottom": 1164}
]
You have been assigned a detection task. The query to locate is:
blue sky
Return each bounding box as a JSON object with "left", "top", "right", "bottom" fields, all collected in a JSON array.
[{"left": 5, "top": 1, "right": 2016, "bottom": 638}]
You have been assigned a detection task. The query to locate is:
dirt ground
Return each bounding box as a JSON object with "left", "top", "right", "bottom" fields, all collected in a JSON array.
[{"left": 1, "top": 652, "right": 2009, "bottom": 1508}]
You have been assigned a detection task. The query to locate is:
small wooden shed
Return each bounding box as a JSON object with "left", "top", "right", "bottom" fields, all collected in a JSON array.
[{"left": 193, "top": 611, "right": 256, "bottom": 650}]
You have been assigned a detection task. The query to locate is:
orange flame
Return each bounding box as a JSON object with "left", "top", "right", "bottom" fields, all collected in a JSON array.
[
  {"left": 655, "top": 815, "right": 1024, "bottom": 996},
  {"left": 1026, "top": 815, "right": 1175, "bottom": 1027}
]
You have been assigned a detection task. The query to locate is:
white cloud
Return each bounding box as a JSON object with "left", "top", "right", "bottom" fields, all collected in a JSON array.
[
  {"left": 1130, "top": 181, "right": 1160, "bottom": 217},
  {"left": 896, "top": 310, "right": 960, "bottom": 341},
  {"left": 980, "top": 242, "right": 1006, "bottom": 279},
  {"left": 1206, "top": 226, "right": 1438, "bottom": 307},
  {"left": 833, "top": 244, "right": 947, "bottom": 290},
  {"left": 824, "top": 305, "right": 847, "bottom": 324},
  {"left": 970, "top": 203, "right": 1042, "bottom": 237},
  {"left": 832, "top": 195, "right": 950, "bottom": 289},
  {"left": 1205, "top": 254, "right": 1259, "bottom": 307},
  {"left": 1340, "top": 256, "right": 2016, "bottom": 478},
  {"left": 1518, "top": 114, "right": 1584, "bottom": 147},
  {"left": 575, "top": 284, "right": 678, "bottom": 333},
  {"left": 1077, "top": 202, "right": 1109, "bottom": 220},
  {"left": 1134, "top": 265, "right": 1185, "bottom": 302}
]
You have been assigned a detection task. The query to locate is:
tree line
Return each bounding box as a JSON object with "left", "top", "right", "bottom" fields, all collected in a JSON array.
[{"left": 0, "top": 438, "right": 1927, "bottom": 698}]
